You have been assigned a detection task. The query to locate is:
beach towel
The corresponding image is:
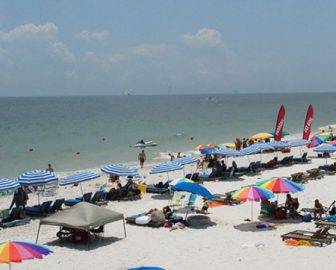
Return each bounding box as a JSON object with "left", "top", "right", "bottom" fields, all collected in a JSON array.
[
  {"left": 137, "top": 184, "right": 147, "bottom": 193},
  {"left": 208, "top": 201, "right": 225, "bottom": 208},
  {"left": 135, "top": 215, "right": 151, "bottom": 225}
]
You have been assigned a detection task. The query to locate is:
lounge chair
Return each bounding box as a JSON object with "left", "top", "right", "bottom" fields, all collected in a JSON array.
[
  {"left": 278, "top": 156, "right": 294, "bottom": 166},
  {"left": 281, "top": 228, "right": 336, "bottom": 247},
  {"left": 64, "top": 192, "right": 93, "bottom": 207},
  {"left": 25, "top": 200, "right": 53, "bottom": 216},
  {"left": 0, "top": 207, "right": 30, "bottom": 228},
  {"left": 293, "top": 152, "right": 310, "bottom": 163},
  {"left": 145, "top": 184, "right": 170, "bottom": 194},
  {"left": 315, "top": 221, "right": 336, "bottom": 230},
  {"left": 89, "top": 190, "right": 107, "bottom": 205},
  {"left": 49, "top": 198, "right": 65, "bottom": 213}
]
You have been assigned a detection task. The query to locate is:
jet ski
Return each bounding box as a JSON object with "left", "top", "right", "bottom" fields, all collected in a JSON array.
[{"left": 134, "top": 140, "right": 158, "bottom": 148}]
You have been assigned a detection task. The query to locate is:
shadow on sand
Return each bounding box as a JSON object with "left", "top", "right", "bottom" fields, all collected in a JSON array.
[
  {"left": 43, "top": 235, "right": 123, "bottom": 250},
  {"left": 187, "top": 215, "right": 216, "bottom": 229},
  {"left": 234, "top": 222, "right": 276, "bottom": 232}
]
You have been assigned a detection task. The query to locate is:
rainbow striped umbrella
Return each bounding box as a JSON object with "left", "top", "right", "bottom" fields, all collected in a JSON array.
[
  {"left": 231, "top": 186, "right": 274, "bottom": 220},
  {"left": 256, "top": 177, "right": 304, "bottom": 194},
  {"left": 0, "top": 241, "right": 52, "bottom": 269}
]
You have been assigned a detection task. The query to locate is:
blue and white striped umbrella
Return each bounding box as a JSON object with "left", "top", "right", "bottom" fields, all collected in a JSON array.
[
  {"left": 175, "top": 156, "right": 198, "bottom": 165},
  {"left": 101, "top": 164, "right": 138, "bottom": 176},
  {"left": 150, "top": 162, "right": 184, "bottom": 174},
  {"left": 313, "top": 144, "right": 336, "bottom": 153},
  {"left": 239, "top": 145, "right": 261, "bottom": 156},
  {"left": 0, "top": 179, "right": 21, "bottom": 191},
  {"left": 267, "top": 141, "right": 290, "bottom": 149},
  {"left": 253, "top": 143, "right": 274, "bottom": 151},
  {"left": 214, "top": 148, "right": 240, "bottom": 157},
  {"left": 288, "top": 139, "right": 311, "bottom": 148},
  {"left": 18, "top": 170, "right": 58, "bottom": 186},
  {"left": 60, "top": 171, "right": 100, "bottom": 186}
]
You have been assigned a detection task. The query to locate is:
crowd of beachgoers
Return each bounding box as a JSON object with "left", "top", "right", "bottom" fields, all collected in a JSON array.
[{"left": 1, "top": 136, "right": 336, "bottom": 270}]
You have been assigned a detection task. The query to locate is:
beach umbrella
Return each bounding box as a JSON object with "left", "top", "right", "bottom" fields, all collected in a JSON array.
[
  {"left": 250, "top": 133, "right": 273, "bottom": 140},
  {"left": 128, "top": 267, "right": 165, "bottom": 270},
  {"left": 0, "top": 241, "right": 52, "bottom": 269},
  {"left": 17, "top": 170, "right": 58, "bottom": 186},
  {"left": 313, "top": 143, "right": 336, "bottom": 164},
  {"left": 287, "top": 139, "right": 310, "bottom": 148},
  {"left": 214, "top": 147, "right": 240, "bottom": 157},
  {"left": 172, "top": 182, "right": 214, "bottom": 199},
  {"left": 169, "top": 178, "right": 194, "bottom": 186},
  {"left": 269, "top": 131, "right": 289, "bottom": 138},
  {"left": 266, "top": 141, "right": 290, "bottom": 149},
  {"left": 150, "top": 161, "right": 184, "bottom": 180},
  {"left": 239, "top": 145, "right": 261, "bottom": 156},
  {"left": 256, "top": 177, "right": 304, "bottom": 200},
  {"left": 101, "top": 164, "right": 138, "bottom": 176},
  {"left": 59, "top": 171, "right": 100, "bottom": 195},
  {"left": 327, "top": 140, "right": 336, "bottom": 146},
  {"left": 0, "top": 179, "right": 20, "bottom": 192},
  {"left": 18, "top": 170, "right": 58, "bottom": 204},
  {"left": 253, "top": 143, "right": 274, "bottom": 151},
  {"left": 175, "top": 156, "right": 198, "bottom": 165},
  {"left": 308, "top": 136, "right": 324, "bottom": 148},
  {"left": 231, "top": 186, "right": 275, "bottom": 220}
]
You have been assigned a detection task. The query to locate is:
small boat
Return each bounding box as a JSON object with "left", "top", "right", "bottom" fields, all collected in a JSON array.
[{"left": 134, "top": 140, "right": 158, "bottom": 148}]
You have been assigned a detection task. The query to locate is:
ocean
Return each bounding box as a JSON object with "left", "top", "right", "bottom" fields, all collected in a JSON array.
[{"left": 0, "top": 92, "right": 335, "bottom": 178}]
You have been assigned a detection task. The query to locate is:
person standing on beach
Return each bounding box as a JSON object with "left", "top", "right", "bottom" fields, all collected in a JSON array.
[
  {"left": 138, "top": 150, "right": 146, "bottom": 168},
  {"left": 169, "top": 153, "right": 175, "bottom": 161},
  {"left": 46, "top": 163, "right": 54, "bottom": 172},
  {"left": 9, "top": 186, "right": 28, "bottom": 210}
]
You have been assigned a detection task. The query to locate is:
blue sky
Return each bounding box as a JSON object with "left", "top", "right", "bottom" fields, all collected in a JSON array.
[{"left": 0, "top": 0, "right": 336, "bottom": 96}]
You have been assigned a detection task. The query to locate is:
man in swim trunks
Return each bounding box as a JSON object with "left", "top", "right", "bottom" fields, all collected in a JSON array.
[{"left": 138, "top": 150, "right": 146, "bottom": 168}]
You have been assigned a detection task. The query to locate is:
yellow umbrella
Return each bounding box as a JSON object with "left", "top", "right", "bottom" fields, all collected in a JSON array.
[{"left": 250, "top": 133, "right": 273, "bottom": 140}]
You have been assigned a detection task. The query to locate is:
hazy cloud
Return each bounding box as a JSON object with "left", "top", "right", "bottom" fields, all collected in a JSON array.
[
  {"left": 180, "top": 28, "right": 223, "bottom": 47},
  {"left": 76, "top": 30, "right": 109, "bottom": 42},
  {"left": 50, "top": 42, "right": 75, "bottom": 62},
  {"left": 0, "top": 47, "right": 8, "bottom": 56},
  {"left": 0, "top": 22, "right": 58, "bottom": 42},
  {"left": 123, "top": 43, "right": 176, "bottom": 57}
]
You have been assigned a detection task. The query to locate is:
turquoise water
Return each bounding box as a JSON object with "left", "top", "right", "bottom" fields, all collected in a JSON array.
[{"left": 1, "top": 93, "right": 335, "bottom": 178}]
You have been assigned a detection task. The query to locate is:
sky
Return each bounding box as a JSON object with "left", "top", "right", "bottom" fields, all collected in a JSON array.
[{"left": 0, "top": 0, "right": 336, "bottom": 96}]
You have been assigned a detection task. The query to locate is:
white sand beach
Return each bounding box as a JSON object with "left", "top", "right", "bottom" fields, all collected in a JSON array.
[{"left": 1, "top": 149, "right": 335, "bottom": 270}]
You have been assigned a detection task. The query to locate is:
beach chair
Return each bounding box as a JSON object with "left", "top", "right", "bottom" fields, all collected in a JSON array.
[
  {"left": 315, "top": 221, "right": 336, "bottom": 230},
  {"left": 0, "top": 208, "right": 30, "bottom": 228},
  {"left": 281, "top": 228, "right": 336, "bottom": 247},
  {"left": 170, "top": 191, "right": 184, "bottom": 207},
  {"left": 25, "top": 200, "right": 53, "bottom": 216},
  {"left": 49, "top": 198, "right": 65, "bottom": 213},
  {"left": 63, "top": 192, "right": 93, "bottom": 207},
  {"left": 293, "top": 152, "right": 310, "bottom": 163},
  {"left": 145, "top": 185, "right": 169, "bottom": 194}
]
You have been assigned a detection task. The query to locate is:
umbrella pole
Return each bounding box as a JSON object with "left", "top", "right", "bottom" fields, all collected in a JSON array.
[
  {"left": 80, "top": 183, "right": 84, "bottom": 195},
  {"left": 251, "top": 201, "right": 253, "bottom": 221}
]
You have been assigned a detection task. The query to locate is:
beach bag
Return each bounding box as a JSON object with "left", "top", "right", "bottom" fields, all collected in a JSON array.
[
  {"left": 292, "top": 197, "right": 299, "bottom": 210},
  {"left": 275, "top": 209, "right": 286, "bottom": 219},
  {"left": 302, "top": 214, "right": 312, "bottom": 222}
]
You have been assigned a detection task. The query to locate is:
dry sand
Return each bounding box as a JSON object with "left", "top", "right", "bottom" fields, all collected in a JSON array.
[{"left": 0, "top": 149, "right": 335, "bottom": 270}]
